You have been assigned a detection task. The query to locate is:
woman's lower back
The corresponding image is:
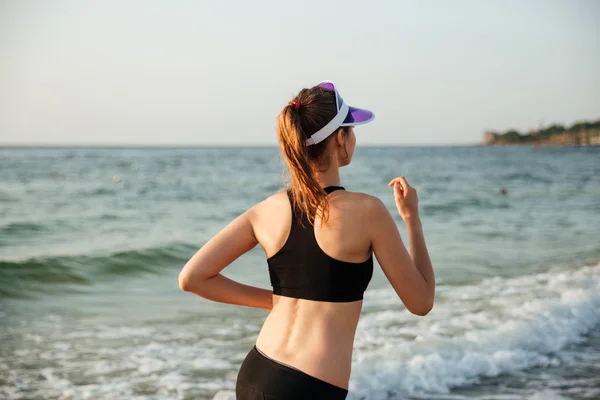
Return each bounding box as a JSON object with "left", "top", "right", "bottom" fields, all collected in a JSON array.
[{"left": 254, "top": 294, "right": 362, "bottom": 389}]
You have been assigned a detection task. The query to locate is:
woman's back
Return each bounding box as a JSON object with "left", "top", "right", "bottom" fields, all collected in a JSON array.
[{"left": 252, "top": 188, "right": 377, "bottom": 388}]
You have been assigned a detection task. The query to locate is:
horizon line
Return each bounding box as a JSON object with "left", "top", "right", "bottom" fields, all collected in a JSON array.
[{"left": 0, "top": 142, "right": 483, "bottom": 148}]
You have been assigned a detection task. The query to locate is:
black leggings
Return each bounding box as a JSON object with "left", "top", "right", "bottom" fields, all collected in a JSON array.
[{"left": 236, "top": 346, "right": 348, "bottom": 400}]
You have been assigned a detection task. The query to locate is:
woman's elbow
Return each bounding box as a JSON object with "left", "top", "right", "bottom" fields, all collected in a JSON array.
[
  {"left": 179, "top": 268, "right": 211, "bottom": 293},
  {"left": 178, "top": 270, "right": 197, "bottom": 292},
  {"left": 408, "top": 298, "right": 434, "bottom": 316},
  {"left": 178, "top": 272, "right": 190, "bottom": 291},
  {"left": 411, "top": 306, "right": 432, "bottom": 317}
]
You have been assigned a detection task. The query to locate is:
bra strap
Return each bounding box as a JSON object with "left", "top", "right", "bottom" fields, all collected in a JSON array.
[{"left": 323, "top": 186, "right": 345, "bottom": 194}]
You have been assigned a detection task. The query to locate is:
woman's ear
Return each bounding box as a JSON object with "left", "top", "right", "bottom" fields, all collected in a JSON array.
[{"left": 335, "top": 128, "right": 346, "bottom": 147}]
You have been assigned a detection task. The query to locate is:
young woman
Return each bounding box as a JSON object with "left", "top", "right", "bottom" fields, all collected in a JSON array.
[{"left": 178, "top": 81, "right": 435, "bottom": 399}]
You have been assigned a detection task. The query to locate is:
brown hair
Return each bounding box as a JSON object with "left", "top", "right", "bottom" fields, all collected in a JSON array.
[{"left": 276, "top": 86, "right": 348, "bottom": 226}]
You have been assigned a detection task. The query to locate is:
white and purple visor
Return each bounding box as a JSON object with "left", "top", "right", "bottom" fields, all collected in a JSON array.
[{"left": 305, "top": 81, "right": 375, "bottom": 146}]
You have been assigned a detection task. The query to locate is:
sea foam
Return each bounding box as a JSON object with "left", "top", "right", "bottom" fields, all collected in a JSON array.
[{"left": 348, "top": 263, "right": 600, "bottom": 399}]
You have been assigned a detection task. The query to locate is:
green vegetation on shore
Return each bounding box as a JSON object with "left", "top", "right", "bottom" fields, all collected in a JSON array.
[{"left": 483, "top": 119, "right": 600, "bottom": 145}]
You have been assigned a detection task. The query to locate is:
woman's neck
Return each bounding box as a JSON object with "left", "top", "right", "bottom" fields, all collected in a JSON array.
[{"left": 316, "top": 167, "right": 341, "bottom": 188}]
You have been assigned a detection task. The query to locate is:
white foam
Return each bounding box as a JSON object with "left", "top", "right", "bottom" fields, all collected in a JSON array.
[
  {"left": 96, "top": 326, "right": 155, "bottom": 340},
  {"left": 348, "top": 263, "right": 600, "bottom": 399},
  {"left": 3, "top": 264, "right": 598, "bottom": 400},
  {"left": 212, "top": 390, "right": 236, "bottom": 400},
  {"left": 527, "top": 389, "right": 570, "bottom": 400},
  {"left": 193, "top": 357, "right": 234, "bottom": 370},
  {"left": 40, "top": 368, "right": 73, "bottom": 392},
  {"left": 136, "top": 356, "right": 165, "bottom": 374},
  {"left": 23, "top": 333, "right": 43, "bottom": 343}
]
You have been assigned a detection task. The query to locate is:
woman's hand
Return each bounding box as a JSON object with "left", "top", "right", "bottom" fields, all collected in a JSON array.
[{"left": 388, "top": 176, "right": 419, "bottom": 222}]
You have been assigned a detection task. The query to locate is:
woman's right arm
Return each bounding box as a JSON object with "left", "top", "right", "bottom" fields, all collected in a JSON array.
[
  {"left": 370, "top": 176, "right": 435, "bottom": 316},
  {"left": 178, "top": 208, "right": 273, "bottom": 311}
]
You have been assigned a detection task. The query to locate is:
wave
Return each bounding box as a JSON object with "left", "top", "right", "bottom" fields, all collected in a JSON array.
[
  {"left": 421, "top": 196, "right": 510, "bottom": 216},
  {"left": 348, "top": 263, "right": 600, "bottom": 399},
  {"left": 0, "top": 221, "right": 47, "bottom": 235},
  {"left": 0, "top": 243, "right": 196, "bottom": 299},
  {"left": 3, "top": 262, "right": 599, "bottom": 400},
  {"left": 502, "top": 172, "right": 553, "bottom": 184}
]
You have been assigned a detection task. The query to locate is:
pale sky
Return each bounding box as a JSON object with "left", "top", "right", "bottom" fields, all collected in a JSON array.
[{"left": 1, "top": 0, "right": 599, "bottom": 145}]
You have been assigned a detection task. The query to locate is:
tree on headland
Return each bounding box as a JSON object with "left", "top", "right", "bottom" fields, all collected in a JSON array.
[
  {"left": 502, "top": 130, "right": 534, "bottom": 143},
  {"left": 483, "top": 118, "right": 600, "bottom": 145},
  {"left": 538, "top": 124, "right": 566, "bottom": 139}
]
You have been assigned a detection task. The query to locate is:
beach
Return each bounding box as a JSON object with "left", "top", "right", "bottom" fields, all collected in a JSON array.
[{"left": 1, "top": 145, "right": 599, "bottom": 400}]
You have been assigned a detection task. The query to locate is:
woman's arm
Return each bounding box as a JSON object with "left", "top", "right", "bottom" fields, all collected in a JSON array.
[
  {"left": 178, "top": 208, "right": 273, "bottom": 311},
  {"left": 369, "top": 176, "right": 435, "bottom": 316}
]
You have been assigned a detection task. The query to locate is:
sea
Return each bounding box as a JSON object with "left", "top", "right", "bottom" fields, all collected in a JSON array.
[{"left": 1, "top": 146, "right": 599, "bottom": 400}]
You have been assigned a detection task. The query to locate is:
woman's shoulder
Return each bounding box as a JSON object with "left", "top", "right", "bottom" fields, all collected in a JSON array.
[
  {"left": 251, "top": 189, "right": 290, "bottom": 213},
  {"left": 338, "top": 190, "right": 385, "bottom": 208},
  {"left": 328, "top": 190, "right": 389, "bottom": 223}
]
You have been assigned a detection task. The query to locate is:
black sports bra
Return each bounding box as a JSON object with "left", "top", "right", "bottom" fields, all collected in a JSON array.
[{"left": 267, "top": 186, "right": 373, "bottom": 302}]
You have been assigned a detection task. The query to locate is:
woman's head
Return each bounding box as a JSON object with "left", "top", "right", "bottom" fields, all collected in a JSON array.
[{"left": 276, "top": 81, "right": 374, "bottom": 225}]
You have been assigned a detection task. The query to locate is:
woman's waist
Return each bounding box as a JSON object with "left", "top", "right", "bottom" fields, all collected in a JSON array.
[
  {"left": 255, "top": 295, "right": 361, "bottom": 388},
  {"left": 256, "top": 312, "right": 358, "bottom": 355},
  {"left": 264, "top": 294, "right": 362, "bottom": 336}
]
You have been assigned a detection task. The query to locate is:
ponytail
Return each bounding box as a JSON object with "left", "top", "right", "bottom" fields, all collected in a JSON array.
[
  {"left": 276, "top": 86, "right": 346, "bottom": 226},
  {"left": 277, "top": 105, "right": 329, "bottom": 226}
]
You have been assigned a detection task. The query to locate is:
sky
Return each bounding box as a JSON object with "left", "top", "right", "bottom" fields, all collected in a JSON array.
[{"left": 1, "top": 0, "right": 599, "bottom": 145}]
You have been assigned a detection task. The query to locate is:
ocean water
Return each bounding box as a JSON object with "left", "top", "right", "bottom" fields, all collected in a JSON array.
[{"left": 1, "top": 146, "right": 599, "bottom": 400}]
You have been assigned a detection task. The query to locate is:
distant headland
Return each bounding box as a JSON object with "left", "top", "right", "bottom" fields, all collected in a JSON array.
[{"left": 482, "top": 119, "right": 600, "bottom": 146}]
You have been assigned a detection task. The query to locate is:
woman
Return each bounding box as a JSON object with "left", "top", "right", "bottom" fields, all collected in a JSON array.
[{"left": 178, "top": 81, "right": 435, "bottom": 399}]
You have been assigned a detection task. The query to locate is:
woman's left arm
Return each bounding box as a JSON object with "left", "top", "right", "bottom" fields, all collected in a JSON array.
[{"left": 178, "top": 208, "right": 272, "bottom": 311}]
